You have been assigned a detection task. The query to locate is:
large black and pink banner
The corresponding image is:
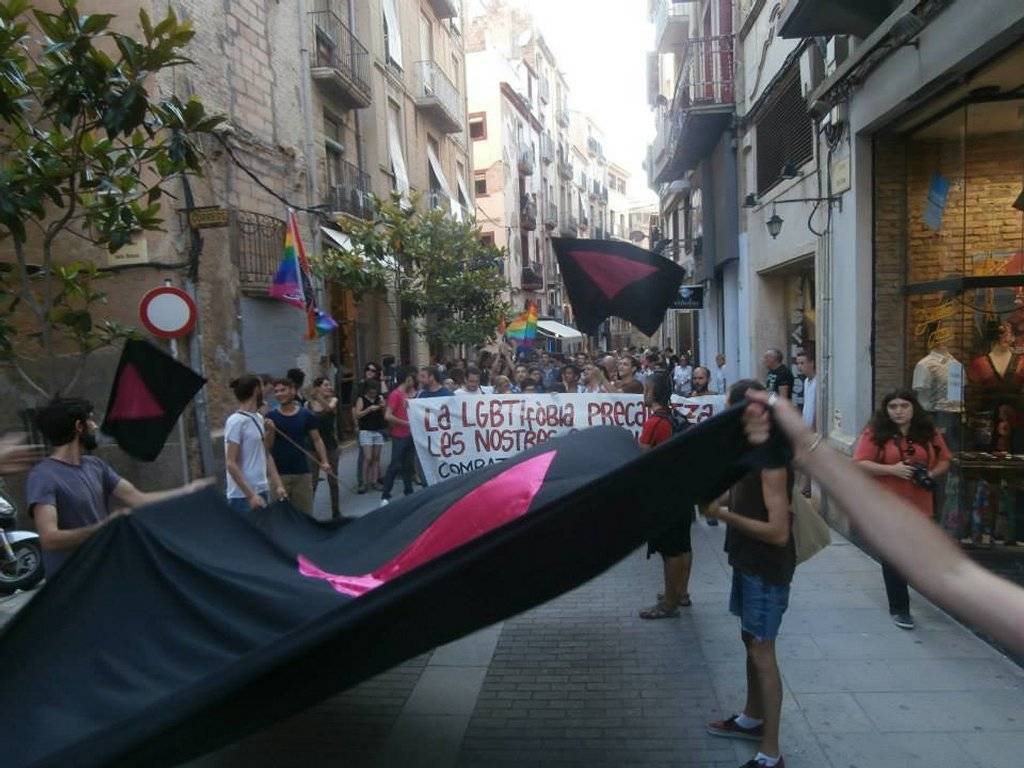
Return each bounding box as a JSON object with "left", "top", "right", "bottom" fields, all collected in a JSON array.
[{"left": 0, "top": 404, "right": 787, "bottom": 767}]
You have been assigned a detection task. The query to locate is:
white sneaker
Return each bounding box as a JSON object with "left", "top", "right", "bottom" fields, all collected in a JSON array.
[{"left": 379, "top": 498, "right": 390, "bottom": 507}]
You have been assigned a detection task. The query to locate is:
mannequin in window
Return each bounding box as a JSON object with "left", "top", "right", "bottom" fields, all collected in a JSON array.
[
  {"left": 968, "top": 320, "right": 1024, "bottom": 453},
  {"left": 913, "top": 323, "right": 963, "bottom": 452}
]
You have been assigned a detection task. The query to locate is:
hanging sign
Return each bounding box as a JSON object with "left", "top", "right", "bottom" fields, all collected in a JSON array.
[
  {"left": 139, "top": 286, "right": 198, "bottom": 339},
  {"left": 671, "top": 284, "right": 705, "bottom": 311}
]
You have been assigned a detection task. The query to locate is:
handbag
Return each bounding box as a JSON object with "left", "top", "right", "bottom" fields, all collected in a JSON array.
[{"left": 792, "top": 489, "right": 831, "bottom": 564}]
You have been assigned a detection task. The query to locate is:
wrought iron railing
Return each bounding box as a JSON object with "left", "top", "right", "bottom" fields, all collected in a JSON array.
[
  {"left": 520, "top": 194, "right": 537, "bottom": 230},
  {"left": 309, "top": 9, "right": 370, "bottom": 97},
  {"left": 413, "top": 59, "right": 463, "bottom": 131},
  {"left": 545, "top": 202, "right": 557, "bottom": 229},
  {"left": 521, "top": 263, "right": 543, "bottom": 291},
  {"left": 540, "top": 132, "right": 554, "bottom": 164},
  {"left": 328, "top": 159, "right": 371, "bottom": 219},
  {"left": 673, "top": 34, "right": 734, "bottom": 110},
  {"left": 231, "top": 210, "right": 287, "bottom": 295}
]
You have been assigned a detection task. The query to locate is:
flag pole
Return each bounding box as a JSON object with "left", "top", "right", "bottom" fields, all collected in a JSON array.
[{"left": 164, "top": 278, "right": 191, "bottom": 485}]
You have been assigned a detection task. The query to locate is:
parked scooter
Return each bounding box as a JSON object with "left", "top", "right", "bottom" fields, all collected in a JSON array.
[{"left": 0, "top": 494, "right": 44, "bottom": 595}]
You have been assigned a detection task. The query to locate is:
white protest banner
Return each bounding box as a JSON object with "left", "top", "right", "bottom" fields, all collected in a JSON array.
[{"left": 408, "top": 393, "right": 726, "bottom": 485}]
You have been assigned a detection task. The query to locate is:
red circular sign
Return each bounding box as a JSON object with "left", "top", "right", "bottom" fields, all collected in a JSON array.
[{"left": 139, "top": 286, "right": 197, "bottom": 339}]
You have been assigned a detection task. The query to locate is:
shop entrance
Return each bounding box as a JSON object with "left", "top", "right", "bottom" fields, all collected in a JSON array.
[{"left": 873, "top": 41, "right": 1024, "bottom": 574}]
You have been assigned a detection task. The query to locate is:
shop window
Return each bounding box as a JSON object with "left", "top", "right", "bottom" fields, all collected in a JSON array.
[
  {"left": 876, "top": 89, "right": 1024, "bottom": 548},
  {"left": 755, "top": 72, "right": 814, "bottom": 195}
]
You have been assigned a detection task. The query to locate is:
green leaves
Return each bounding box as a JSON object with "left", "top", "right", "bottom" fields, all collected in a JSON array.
[
  {"left": 0, "top": 0, "right": 223, "bottom": 393},
  {"left": 312, "top": 194, "right": 509, "bottom": 350}
]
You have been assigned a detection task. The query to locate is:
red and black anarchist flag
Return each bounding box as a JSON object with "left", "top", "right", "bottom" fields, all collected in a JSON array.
[
  {"left": 2, "top": 409, "right": 789, "bottom": 767},
  {"left": 551, "top": 238, "right": 687, "bottom": 336},
  {"left": 100, "top": 339, "right": 207, "bottom": 461}
]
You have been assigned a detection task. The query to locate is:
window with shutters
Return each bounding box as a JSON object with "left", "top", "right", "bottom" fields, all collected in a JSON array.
[{"left": 755, "top": 72, "right": 814, "bottom": 195}]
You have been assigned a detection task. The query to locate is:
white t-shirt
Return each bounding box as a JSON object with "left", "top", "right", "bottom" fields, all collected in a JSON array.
[
  {"left": 455, "top": 386, "right": 493, "bottom": 395},
  {"left": 224, "top": 411, "right": 268, "bottom": 499},
  {"left": 672, "top": 364, "right": 692, "bottom": 395},
  {"left": 802, "top": 376, "right": 817, "bottom": 429}
]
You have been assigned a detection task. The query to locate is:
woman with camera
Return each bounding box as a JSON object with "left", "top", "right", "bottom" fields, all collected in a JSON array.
[{"left": 853, "top": 389, "right": 951, "bottom": 630}]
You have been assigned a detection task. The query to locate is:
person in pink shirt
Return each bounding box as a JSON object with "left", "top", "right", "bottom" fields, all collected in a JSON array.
[{"left": 380, "top": 367, "right": 417, "bottom": 505}]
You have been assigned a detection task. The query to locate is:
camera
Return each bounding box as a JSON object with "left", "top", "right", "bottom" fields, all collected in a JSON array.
[{"left": 909, "top": 464, "right": 936, "bottom": 491}]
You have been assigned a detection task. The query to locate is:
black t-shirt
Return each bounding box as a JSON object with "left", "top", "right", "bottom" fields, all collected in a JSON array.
[
  {"left": 356, "top": 393, "right": 386, "bottom": 431},
  {"left": 766, "top": 364, "right": 794, "bottom": 396},
  {"left": 725, "top": 468, "right": 795, "bottom": 585}
]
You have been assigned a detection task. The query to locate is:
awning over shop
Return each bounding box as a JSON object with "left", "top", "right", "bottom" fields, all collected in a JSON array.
[{"left": 537, "top": 319, "right": 583, "bottom": 341}]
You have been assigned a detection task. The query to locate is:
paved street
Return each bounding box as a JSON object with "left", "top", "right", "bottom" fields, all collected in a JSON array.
[
  {"left": 5, "top": 442, "right": 1023, "bottom": 767},
  {"left": 191, "top": 443, "right": 1024, "bottom": 768}
]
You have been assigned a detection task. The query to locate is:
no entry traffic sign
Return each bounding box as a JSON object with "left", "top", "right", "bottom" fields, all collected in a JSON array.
[{"left": 139, "top": 286, "right": 197, "bottom": 339}]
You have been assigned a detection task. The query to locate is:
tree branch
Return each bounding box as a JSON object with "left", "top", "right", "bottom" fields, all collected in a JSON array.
[{"left": 8, "top": 360, "right": 50, "bottom": 400}]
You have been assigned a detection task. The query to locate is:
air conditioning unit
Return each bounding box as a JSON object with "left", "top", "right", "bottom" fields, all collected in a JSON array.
[{"left": 799, "top": 45, "right": 825, "bottom": 99}]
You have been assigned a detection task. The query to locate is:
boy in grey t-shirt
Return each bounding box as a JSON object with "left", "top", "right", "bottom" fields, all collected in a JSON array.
[{"left": 27, "top": 398, "right": 208, "bottom": 575}]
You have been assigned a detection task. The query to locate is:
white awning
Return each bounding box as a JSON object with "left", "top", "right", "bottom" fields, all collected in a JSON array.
[
  {"left": 387, "top": 109, "right": 409, "bottom": 196},
  {"left": 321, "top": 227, "right": 397, "bottom": 269},
  {"left": 320, "top": 227, "right": 352, "bottom": 251},
  {"left": 456, "top": 172, "right": 471, "bottom": 209},
  {"left": 382, "top": 0, "right": 403, "bottom": 68},
  {"left": 537, "top": 319, "right": 583, "bottom": 340},
  {"left": 426, "top": 144, "right": 452, "bottom": 198}
]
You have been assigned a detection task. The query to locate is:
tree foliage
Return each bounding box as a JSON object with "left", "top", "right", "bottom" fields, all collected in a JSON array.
[
  {"left": 0, "top": 0, "right": 222, "bottom": 396},
  {"left": 314, "top": 193, "right": 509, "bottom": 351}
]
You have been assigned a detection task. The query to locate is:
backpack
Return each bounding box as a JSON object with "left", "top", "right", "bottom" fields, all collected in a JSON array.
[{"left": 654, "top": 409, "right": 690, "bottom": 436}]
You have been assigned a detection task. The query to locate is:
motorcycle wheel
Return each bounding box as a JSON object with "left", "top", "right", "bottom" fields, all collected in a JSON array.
[{"left": 0, "top": 540, "right": 45, "bottom": 595}]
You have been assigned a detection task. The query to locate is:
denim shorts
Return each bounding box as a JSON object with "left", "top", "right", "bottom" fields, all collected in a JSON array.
[{"left": 729, "top": 569, "right": 790, "bottom": 642}]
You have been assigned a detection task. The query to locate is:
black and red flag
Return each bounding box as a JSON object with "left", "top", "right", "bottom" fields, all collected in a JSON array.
[
  {"left": 551, "top": 237, "right": 687, "bottom": 336},
  {"left": 100, "top": 338, "right": 207, "bottom": 461},
  {"left": 0, "top": 407, "right": 788, "bottom": 767}
]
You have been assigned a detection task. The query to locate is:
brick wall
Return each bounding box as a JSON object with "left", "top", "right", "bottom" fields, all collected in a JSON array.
[{"left": 872, "top": 136, "right": 908, "bottom": 403}]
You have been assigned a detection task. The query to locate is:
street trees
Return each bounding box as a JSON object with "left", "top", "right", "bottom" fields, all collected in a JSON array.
[
  {"left": 0, "top": 0, "right": 222, "bottom": 396},
  {"left": 315, "top": 192, "right": 509, "bottom": 355}
]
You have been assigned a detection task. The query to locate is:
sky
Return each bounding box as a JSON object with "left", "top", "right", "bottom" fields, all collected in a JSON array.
[{"left": 515, "top": 0, "right": 659, "bottom": 205}]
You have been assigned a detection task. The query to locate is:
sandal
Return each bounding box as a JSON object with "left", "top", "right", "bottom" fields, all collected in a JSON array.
[
  {"left": 639, "top": 602, "right": 680, "bottom": 619},
  {"left": 657, "top": 593, "right": 693, "bottom": 607}
]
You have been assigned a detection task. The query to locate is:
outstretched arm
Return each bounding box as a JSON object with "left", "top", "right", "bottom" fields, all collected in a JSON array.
[{"left": 744, "top": 391, "right": 1024, "bottom": 655}]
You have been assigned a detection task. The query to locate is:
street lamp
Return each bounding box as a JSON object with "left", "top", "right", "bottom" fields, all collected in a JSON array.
[{"left": 766, "top": 205, "right": 784, "bottom": 239}]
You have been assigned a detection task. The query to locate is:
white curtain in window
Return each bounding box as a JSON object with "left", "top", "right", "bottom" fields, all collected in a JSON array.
[
  {"left": 387, "top": 108, "right": 409, "bottom": 196},
  {"left": 382, "top": 0, "right": 403, "bottom": 68}
]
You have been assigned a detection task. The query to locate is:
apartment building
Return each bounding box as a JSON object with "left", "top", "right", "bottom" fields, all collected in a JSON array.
[
  {"left": 646, "top": 0, "right": 738, "bottom": 373},
  {"left": 0, "top": 0, "right": 470, "bottom": 480},
  {"left": 607, "top": 163, "right": 631, "bottom": 241},
  {"left": 465, "top": 1, "right": 574, "bottom": 324}
]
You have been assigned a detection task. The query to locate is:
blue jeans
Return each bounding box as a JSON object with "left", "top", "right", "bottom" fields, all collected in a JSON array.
[
  {"left": 729, "top": 569, "right": 790, "bottom": 641},
  {"left": 227, "top": 492, "right": 267, "bottom": 513}
]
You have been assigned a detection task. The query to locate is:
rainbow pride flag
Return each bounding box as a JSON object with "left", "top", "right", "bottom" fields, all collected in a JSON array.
[
  {"left": 270, "top": 210, "right": 336, "bottom": 339},
  {"left": 505, "top": 301, "right": 538, "bottom": 345}
]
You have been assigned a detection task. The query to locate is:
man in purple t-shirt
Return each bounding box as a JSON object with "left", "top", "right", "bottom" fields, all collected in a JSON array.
[{"left": 27, "top": 398, "right": 208, "bottom": 575}]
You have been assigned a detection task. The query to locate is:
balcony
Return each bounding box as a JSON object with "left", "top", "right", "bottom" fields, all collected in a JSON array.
[
  {"left": 544, "top": 202, "right": 557, "bottom": 230},
  {"left": 650, "top": 0, "right": 691, "bottom": 54},
  {"left": 561, "top": 214, "right": 578, "bottom": 237},
  {"left": 539, "top": 75, "right": 550, "bottom": 104},
  {"left": 521, "top": 263, "right": 543, "bottom": 292},
  {"left": 518, "top": 142, "right": 535, "bottom": 175},
  {"left": 231, "top": 210, "right": 287, "bottom": 296},
  {"left": 412, "top": 60, "right": 464, "bottom": 134},
  {"left": 557, "top": 156, "right": 573, "bottom": 180},
  {"left": 328, "top": 160, "right": 372, "bottom": 220},
  {"left": 309, "top": 10, "right": 372, "bottom": 108},
  {"left": 778, "top": 0, "right": 899, "bottom": 39},
  {"left": 540, "top": 132, "right": 554, "bottom": 164},
  {"left": 556, "top": 105, "right": 569, "bottom": 128},
  {"left": 587, "top": 136, "right": 603, "bottom": 157},
  {"left": 425, "top": 0, "right": 458, "bottom": 19},
  {"left": 653, "top": 34, "right": 735, "bottom": 184},
  {"left": 590, "top": 179, "right": 602, "bottom": 200},
  {"left": 520, "top": 194, "right": 537, "bottom": 231}
]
